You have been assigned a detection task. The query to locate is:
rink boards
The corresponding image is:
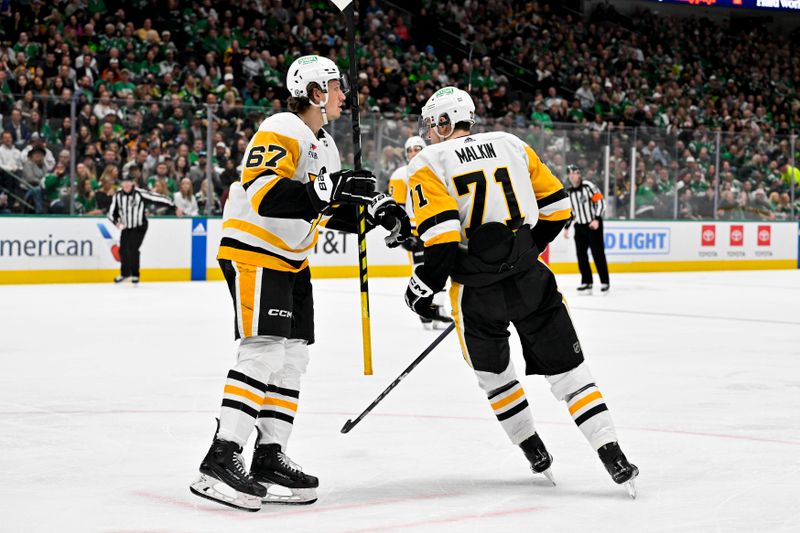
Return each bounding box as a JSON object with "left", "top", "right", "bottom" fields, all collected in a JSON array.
[{"left": 0, "top": 216, "right": 796, "bottom": 284}]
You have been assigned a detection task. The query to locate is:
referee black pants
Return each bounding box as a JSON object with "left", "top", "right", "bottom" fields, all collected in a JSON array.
[
  {"left": 120, "top": 221, "right": 147, "bottom": 278},
  {"left": 574, "top": 220, "right": 609, "bottom": 285}
]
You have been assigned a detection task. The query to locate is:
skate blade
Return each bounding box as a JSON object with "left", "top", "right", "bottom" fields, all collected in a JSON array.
[
  {"left": 259, "top": 482, "right": 318, "bottom": 505},
  {"left": 623, "top": 470, "right": 639, "bottom": 499},
  {"left": 190, "top": 474, "right": 261, "bottom": 512},
  {"left": 624, "top": 478, "right": 637, "bottom": 499}
]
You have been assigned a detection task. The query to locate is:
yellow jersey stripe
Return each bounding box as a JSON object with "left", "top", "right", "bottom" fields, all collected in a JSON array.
[
  {"left": 222, "top": 219, "right": 319, "bottom": 253},
  {"left": 538, "top": 208, "right": 572, "bottom": 221},
  {"left": 218, "top": 246, "right": 309, "bottom": 272},
  {"left": 249, "top": 175, "right": 283, "bottom": 213},
  {"left": 424, "top": 230, "right": 461, "bottom": 247}
]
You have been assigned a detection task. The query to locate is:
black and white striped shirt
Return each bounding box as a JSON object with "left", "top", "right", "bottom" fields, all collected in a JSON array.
[
  {"left": 108, "top": 187, "right": 174, "bottom": 228},
  {"left": 566, "top": 180, "right": 606, "bottom": 226}
]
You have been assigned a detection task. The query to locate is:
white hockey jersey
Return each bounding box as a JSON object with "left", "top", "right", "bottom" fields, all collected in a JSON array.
[
  {"left": 218, "top": 112, "right": 341, "bottom": 272},
  {"left": 406, "top": 131, "right": 571, "bottom": 248}
]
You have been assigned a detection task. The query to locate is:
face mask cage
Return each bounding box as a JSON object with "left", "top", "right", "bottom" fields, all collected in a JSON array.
[{"left": 418, "top": 113, "right": 454, "bottom": 140}]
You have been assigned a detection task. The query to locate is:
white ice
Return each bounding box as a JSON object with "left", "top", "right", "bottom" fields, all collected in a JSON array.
[{"left": 2, "top": 270, "right": 799, "bottom": 532}]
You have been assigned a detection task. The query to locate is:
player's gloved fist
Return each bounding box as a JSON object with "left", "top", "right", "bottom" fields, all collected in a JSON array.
[
  {"left": 404, "top": 270, "right": 439, "bottom": 320},
  {"left": 400, "top": 234, "right": 422, "bottom": 252},
  {"left": 307, "top": 168, "right": 377, "bottom": 212},
  {"left": 367, "top": 193, "right": 411, "bottom": 248}
]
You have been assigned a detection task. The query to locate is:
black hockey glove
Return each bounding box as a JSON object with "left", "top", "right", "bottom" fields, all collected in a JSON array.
[
  {"left": 367, "top": 193, "right": 411, "bottom": 248},
  {"left": 404, "top": 269, "right": 441, "bottom": 320},
  {"left": 307, "top": 168, "right": 376, "bottom": 213},
  {"left": 400, "top": 234, "right": 422, "bottom": 252}
]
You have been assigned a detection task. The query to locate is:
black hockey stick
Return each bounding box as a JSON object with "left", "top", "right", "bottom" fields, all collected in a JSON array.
[
  {"left": 341, "top": 323, "right": 455, "bottom": 434},
  {"left": 330, "top": 0, "right": 373, "bottom": 375}
]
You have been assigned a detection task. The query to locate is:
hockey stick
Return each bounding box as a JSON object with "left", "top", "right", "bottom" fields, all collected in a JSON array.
[
  {"left": 332, "top": 0, "right": 373, "bottom": 376},
  {"left": 341, "top": 323, "right": 455, "bottom": 434}
]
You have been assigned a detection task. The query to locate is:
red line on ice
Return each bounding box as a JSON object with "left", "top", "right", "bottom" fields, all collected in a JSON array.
[
  {"left": 3, "top": 408, "right": 799, "bottom": 447},
  {"left": 342, "top": 505, "right": 544, "bottom": 532}
]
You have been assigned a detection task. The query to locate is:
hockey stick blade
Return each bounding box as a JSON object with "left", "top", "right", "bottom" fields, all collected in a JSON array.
[{"left": 341, "top": 323, "right": 454, "bottom": 434}]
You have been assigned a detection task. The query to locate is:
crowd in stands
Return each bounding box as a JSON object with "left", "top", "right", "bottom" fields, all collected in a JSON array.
[{"left": 0, "top": 0, "right": 796, "bottom": 220}]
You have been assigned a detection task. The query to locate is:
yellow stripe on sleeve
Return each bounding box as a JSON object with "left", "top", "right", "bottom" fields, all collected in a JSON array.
[
  {"left": 408, "top": 165, "right": 459, "bottom": 231},
  {"left": 524, "top": 145, "right": 565, "bottom": 201}
]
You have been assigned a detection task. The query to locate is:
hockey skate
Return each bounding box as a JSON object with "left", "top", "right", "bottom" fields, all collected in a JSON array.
[
  {"left": 190, "top": 438, "right": 266, "bottom": 511},
  {"left": 421, "top": 304, "right": 454, "bottom": 330},
  {"left": 251, "top": 443, "right": 319, "bottom": 505},
  {"left": 113, "top": 275, "right": 129, "bottom": 283},
  {"left": 598, "top": 442, "right": 639, "bottom": 499},
  {"left": 577, "top": 284, "right": 593, "bottom": 295},
  {"left": 600, "top": 283, "right": 610, "bottom": 294},
  {"left": 520, "top": 433, "right": 555, "bottom": 485}
]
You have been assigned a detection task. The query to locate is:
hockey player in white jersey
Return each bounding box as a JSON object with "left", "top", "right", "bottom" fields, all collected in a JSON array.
[
  {"left": 190, "top": 55, "right": 410, "bottom": 511},
  {"left": 387, "top": 135, "right": 452, "bottom": 329},
  {"left": 404, "top": 87, "right": 639, "bottom": 497}
]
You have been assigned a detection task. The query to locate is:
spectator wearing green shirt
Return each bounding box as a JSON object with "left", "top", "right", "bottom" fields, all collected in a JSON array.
[{"left": 148, "top": 162, "right": 177, "bottom": 195}]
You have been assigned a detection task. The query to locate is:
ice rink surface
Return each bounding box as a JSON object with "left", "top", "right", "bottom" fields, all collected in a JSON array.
[{"left": 2, "top": 270, "right": 799, "bottom": 532}]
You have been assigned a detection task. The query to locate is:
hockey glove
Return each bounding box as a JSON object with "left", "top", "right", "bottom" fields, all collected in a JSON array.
[
  {"left": 400, "top": 234, "right": 422, "bottom": 253},
  {"left": 367, "top": 193, "right": 411, "bottom": 248},
  {"left": 405, "top": 269, "right": 440, "bottom": 320},
  {"left": 307, "top": 168, "right": 377, "bottom": 213}
]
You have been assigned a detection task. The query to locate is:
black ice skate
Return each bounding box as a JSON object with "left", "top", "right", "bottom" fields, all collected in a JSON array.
[
  {"left": 577, "top": 284, "right": 593, "bottom": 294},
  {"left": 251, "top": 443, "right": 319, "bottom": 505},
  {"left": 189, "top": 438, "right": 266, "bottom": 512},
  {"left": 600, "top": 283, "right": 610, "bottom": 293},
  {"left": 422, "top": 304, "right": 454, "bottom": 330},
  {"left": 598, "top": 442, "right": 639, "bottom": 499},
  {"left": 131, "top": 276, "right": 140, "bottom": 285},
  {"left": 520, "top": 433, "right": 555, "bottom": 485},
  {"left": 113, "top": 275, "right": 129, "bottom": 283}
]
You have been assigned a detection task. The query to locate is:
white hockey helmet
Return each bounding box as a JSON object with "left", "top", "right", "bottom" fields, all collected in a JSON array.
[
  {"left": 286, "top": 55, "right": 350, "bottom": 99},
  {"left": 404, "top": 135, "right": 426, "bottom": 160},
  {"left": 419, "top": 86, "right": 475, "bottom": 139}
]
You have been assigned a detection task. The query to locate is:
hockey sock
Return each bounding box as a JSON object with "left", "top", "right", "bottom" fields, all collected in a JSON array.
[
  {"left": 547, "top": 363, "right": 618, "bottom": 450},
  {"left": 487, "top": 379, "right": 536, "bottom": 445},
  {"left": 255, "top": 339, "right": 309, "bottom": 450},
  {"left": 475, "top": 361, "right": 536, "bottom": 445},
  {"left": 217, "top": 336, "right": 286, "bottom": 446},
  {"left": 256, "top": 385, "right": 299, "bottom": 449}
]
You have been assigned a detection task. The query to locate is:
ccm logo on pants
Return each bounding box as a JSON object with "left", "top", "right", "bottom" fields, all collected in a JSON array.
[{"left": 268, "top": 309, "right": 293, "bottom": 318}]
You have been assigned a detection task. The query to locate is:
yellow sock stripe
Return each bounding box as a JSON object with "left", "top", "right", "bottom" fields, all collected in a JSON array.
[
  {"left": 491, "top": 387, "right": 525, "bottom": 411},
  {"left": 263, "top": 397, "right": 298, "bottom": 412},
  {"left": 568, "top": 390, "right": 603, "bottom": 415},
  {"left": 223, "top": 385, "right": 265, "bottom": 406}
]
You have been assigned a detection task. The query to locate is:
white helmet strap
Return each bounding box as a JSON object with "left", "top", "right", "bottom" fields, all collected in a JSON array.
[{"left": 308, "top": 86, "right": 331, "bottom": 126}]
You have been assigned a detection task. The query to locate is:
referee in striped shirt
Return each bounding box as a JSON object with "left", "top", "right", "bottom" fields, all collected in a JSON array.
[
  {"left": 108, "top": 174, "right": 178, "bottom": 284},
  {"left": 563, "top": 165, "right": 610, "bottom": 294}
]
